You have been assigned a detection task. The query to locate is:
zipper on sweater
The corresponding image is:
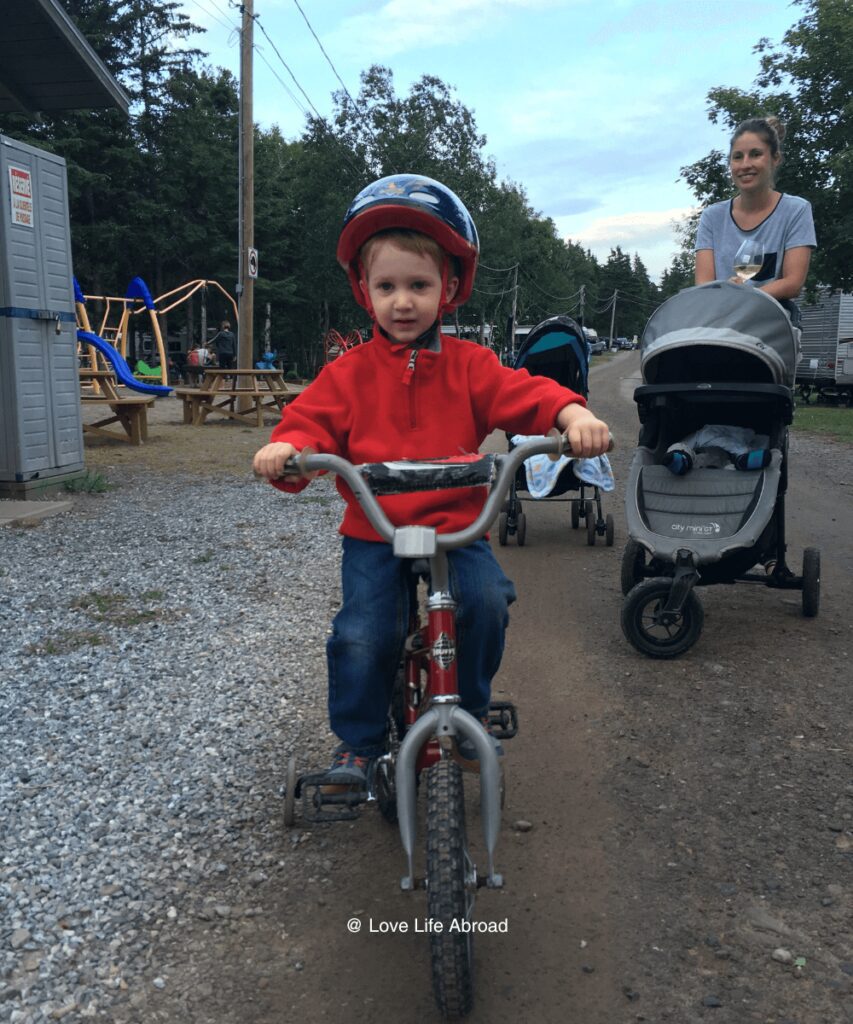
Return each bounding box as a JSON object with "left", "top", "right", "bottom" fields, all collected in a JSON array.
[
  {"left": 402, "top": 348, "right": 419, "bottom": 428},
  {"left": 402, "top": 347, "right": 419, "bottom": 384}
]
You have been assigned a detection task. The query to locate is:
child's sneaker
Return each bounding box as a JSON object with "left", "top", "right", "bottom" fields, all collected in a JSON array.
[
  {"left": 323, "top": 746, "right": 371, "bottom": 788},
  {"left": 456, "top": 717, "right": 504, "bottom": 761}
]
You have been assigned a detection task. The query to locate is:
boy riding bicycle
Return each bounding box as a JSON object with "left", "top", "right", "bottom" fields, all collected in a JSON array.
[{"left": 253, "top": 174, "right": 610, "bottom": 787}]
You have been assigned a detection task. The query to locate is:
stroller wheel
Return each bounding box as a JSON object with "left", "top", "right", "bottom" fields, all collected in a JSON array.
[
  {"left": 801, "top": 547, "right": 820, "bottom": 617},
  {"left": 571, "top": 500, "right": 580, "bottom": 529},
  {"left": 516, "top": 512, "right": 527, "bottom": 546},
  {"left": 620, "top": 540, "right": 647, "bottom": 595},
  {"left": 498, "top": 512, "right": 509, "bottom": 546},
  {"left": 584, "top": 499, "right": 594, "bottom": 520},
  {"left": 586, "top": 511, "right": 597, "bottom": 546},
  {"left": 621, "top": 578, "right": 704, "bottom": 659},
  {"left": 605, "top": 513, "right": 615, "bottom": 547}
]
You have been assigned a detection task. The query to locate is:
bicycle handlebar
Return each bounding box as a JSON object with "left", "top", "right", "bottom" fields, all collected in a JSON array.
[{"left": 273, "top": 430, "right": 612, "bottom": 552}]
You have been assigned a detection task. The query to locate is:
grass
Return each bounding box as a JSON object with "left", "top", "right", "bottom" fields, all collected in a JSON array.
[
  {"left": 792, "top": 404, "right": 853, "bottom": 444},
  {"left": 64, "top": 470, "right": 111, "bottom": 494},
  {"left": 26, "top": 629, "right": 105, "bottom": 655},
  {"left": 70, "top": 589, "right": 165, "bottom": 626}
]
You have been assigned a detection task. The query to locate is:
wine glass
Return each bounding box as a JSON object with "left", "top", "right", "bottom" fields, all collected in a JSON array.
[{"left": 733, "top": 239, "right": 765, "bottom": 283}]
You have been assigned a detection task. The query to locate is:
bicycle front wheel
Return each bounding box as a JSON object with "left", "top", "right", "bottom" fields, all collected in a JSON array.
[{"left": 425, "top": 758, "right": 475, "bottom": 1017}]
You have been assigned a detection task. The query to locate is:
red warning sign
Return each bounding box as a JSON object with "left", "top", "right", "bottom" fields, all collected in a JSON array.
[{"left": 9, "top": 166, "right": 34, "bottom": 228}]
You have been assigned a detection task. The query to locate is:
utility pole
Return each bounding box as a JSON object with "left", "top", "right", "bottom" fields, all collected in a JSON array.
[
  {"left": 509, "top": 264, "right": 519, "bottom": 361},
  {"left": 579, "top": 284, "right": 585, "bottom": 327},
  {"left": 608, "top": 290, "right": 618, "bottom": 350},
  {"left": 238, "top": 0, "right": 254, "bottom": 377}
]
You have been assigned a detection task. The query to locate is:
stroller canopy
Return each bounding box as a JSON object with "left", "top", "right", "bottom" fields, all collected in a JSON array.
[
  {"left": 641, "top": 282, "right": 798, "bottom": 388},
  {"left": 513, "top": 315, "right": 589, "bottom": 398}
]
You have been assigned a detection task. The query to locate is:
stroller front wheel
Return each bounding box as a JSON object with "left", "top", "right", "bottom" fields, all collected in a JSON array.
[
  {"left": 621, "top": 540, "right": 647, "bottom": 595},
  {"left": 621, "top": 578, "right": 704, "bottom": 659},
  {"left": 498, "top": 512, "right": 509, "bottom": 546},
  {"left": 801, "top": 547, "right": 820, "bottom": 617}
]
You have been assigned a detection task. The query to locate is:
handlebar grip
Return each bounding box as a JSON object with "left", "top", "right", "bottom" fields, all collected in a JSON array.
[{"left": 546, "top": 427, "right": 615, "bottom": 462}]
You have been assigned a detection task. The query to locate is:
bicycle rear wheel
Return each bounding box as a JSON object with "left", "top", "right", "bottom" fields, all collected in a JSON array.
[{"left": 425, "top": 758, "right": 475, "bottom": 1017}]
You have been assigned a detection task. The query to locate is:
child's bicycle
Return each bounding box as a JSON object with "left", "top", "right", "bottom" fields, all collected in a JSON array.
[{"left": 278, "top": 431, "right": 581, "bottom": 1017}]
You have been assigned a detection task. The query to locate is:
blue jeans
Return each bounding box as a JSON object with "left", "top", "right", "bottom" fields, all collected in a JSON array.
[{"left": 327, "top": 538, "right": 517, "bottom": 757}]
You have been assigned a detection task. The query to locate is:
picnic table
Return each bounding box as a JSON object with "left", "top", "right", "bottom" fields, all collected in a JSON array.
[
  {"left": 79, "top": 369, "right": 155, "bottom": 445},
  {"left": 172, "top": 368, "right": 305, "bottom": 427}
]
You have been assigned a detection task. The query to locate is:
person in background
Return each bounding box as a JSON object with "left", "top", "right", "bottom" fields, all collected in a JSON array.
[
  {"left": 695, "top": 116, "right": 815, "bottom": 577},
  {"left": 694, "top": 116, "right": 816, "bottom": 310},
  {"left": 210, "top": 320, "right": 237, "bottom": 369},
  {"left": 185, "top": 342, "right": 202, "bottom": 384}
]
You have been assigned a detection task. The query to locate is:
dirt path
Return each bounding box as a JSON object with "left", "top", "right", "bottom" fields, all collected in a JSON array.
[{"left": 98, "top": 356, "right": 852, "bottom": 1024}]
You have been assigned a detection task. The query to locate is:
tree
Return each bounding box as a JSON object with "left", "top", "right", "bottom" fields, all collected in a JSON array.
[{"left": 680, "top": 0, "right": 853, "bottom": 290}]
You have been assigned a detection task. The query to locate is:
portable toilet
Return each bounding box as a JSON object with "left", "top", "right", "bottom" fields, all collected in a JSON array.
[{"left": 0, "top": 133, "right": 84, "bottom": 496}]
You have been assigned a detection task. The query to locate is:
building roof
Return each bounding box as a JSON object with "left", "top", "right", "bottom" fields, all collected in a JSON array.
[{"left": 0, "top": 0, "right": 129, "bottom": 115}]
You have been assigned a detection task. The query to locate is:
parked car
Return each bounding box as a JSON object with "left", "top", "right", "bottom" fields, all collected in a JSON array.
[
  {"left": 588, "top": 339, "right": 606, "bottom": 355},
  {"left": 615, "top": 336, "right": 631, "bottom": 350}
]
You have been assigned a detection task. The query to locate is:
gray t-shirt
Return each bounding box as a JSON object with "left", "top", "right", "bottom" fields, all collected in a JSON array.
[{"left": 695, "top": 193, "right": 816, "bottom": 284}]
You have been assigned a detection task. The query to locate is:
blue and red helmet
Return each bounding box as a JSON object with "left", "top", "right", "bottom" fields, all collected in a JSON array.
[{"left": 336, "top": 174, "right": 480, "bottom": 313}]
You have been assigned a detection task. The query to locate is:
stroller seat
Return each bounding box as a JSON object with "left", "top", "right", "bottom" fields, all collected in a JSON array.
[
  {"left": 499, "top": 315, "right": 614, "bottom": 547},
  {"left": 631, "top": 451, "right": 782, "bottom": 563}
]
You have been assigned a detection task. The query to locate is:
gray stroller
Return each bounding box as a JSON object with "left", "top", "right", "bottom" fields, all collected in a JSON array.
[{"left": 621, "top": 282, "right": 820, "bottom": 658}]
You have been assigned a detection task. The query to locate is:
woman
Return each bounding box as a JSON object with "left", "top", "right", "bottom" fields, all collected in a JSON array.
[
  {"left": 694, "top": 116, "right": 816, "bottom": 305},
  {"left": 695, "top": 117, "right": 815, "bottom": 577}
]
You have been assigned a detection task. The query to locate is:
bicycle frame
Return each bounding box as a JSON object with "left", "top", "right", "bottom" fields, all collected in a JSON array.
[{"left": 285, "top": 430, "right": 572, "bottom": 890}]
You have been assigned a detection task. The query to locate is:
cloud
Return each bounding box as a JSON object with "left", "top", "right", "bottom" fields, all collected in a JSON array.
[
  {"left": 566, "top": 206, "right": 696, "bottom": 247},
  {"left": 546, "top": 196, "right": 602, "bottom": 217},
  {"left": 326, "top": 0, "right": 565, "bottom": 60}
]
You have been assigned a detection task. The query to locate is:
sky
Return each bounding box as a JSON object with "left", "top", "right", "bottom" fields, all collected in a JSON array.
[{"left": 178, "top": 0, "right": 800, "bottom": 283}]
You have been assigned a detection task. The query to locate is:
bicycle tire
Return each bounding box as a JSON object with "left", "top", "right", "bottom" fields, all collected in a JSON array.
[{"left": 425, "top": 759, "right": 475, "bottom": 1017}]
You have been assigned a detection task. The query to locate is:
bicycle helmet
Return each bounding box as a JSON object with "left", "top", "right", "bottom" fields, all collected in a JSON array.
[{"left": 337, "top": 174, "right": 479, "bottom": 313}]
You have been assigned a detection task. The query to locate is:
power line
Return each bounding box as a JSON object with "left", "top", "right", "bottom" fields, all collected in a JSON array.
[
  {"left": 291, "top": 0, "right": 356, "bottom": 107},
  {"left": 253, "top": 15, "right": 326, "bottom": 122},
  {"left": 253, "top": 46, "right": 309, "bottom": 120},
  {"left": 478, "top": 260, "right": 519, "bottom": 274},
  {"left": 186, "top": 0, "right": 239, "bottom": 33},
  {"left": 518, "top": 267, "right": 583, "bottom": 303}
]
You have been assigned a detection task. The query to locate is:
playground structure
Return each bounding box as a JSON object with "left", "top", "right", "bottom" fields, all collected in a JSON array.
[
  {"left": 75, "top": 276, "right": 239, "bottom": 387},
  {"left": 324, "top": 327, "right": 364, "bottom": 364}
]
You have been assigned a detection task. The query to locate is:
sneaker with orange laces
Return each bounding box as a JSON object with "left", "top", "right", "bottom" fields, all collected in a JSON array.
[{"left": 323, "top": 745, "right": 371, "bottom": 787}]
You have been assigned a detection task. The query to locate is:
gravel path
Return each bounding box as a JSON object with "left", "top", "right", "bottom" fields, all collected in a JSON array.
[{"left": 1, "top": 470, "right": 342, "bottom": 1022}]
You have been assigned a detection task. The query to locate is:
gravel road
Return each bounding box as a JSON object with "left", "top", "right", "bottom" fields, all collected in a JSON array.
[{"left": 2, "top": 363, "right": 851, "bottom": 1024}]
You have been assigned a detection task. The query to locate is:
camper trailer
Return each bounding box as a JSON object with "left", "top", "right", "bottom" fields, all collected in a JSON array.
[{"left": 796, "top": 290, "right": 853, "bottom": 402}]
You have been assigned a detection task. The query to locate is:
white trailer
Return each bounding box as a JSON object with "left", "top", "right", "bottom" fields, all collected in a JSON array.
[{"left": 796, "top": 289, "right": 853, "bottom": 402}]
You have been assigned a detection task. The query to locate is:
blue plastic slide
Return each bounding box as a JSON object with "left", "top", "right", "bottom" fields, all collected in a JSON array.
[{"left": 77, "top": 330, "right": 172, "bottom": 396}]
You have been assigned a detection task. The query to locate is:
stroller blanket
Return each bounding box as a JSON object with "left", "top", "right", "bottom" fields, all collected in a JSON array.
[{"left": 511, "top": 435, "right": 615, "bottom": 498}]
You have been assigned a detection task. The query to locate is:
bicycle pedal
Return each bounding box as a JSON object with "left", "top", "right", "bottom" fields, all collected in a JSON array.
[
  {"left": 488, "top": 701, "right": 518, "bottom": 739},
  {"left": 299, "top": 771, "right": 366, "bottom": 823}
]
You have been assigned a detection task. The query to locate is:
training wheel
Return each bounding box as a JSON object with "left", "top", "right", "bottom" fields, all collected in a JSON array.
[{"left": 284, "top": 755, "right": 297, "bottom": 827}]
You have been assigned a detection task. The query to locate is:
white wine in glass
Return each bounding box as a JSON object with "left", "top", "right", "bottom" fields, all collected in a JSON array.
[{"left": 733, "top": 239, "right": 765, "bottom": 283}]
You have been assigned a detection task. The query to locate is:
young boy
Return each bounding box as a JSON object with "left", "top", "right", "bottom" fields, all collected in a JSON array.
[{"left": 254, "top": 174, "right": 610, "bottom": 785}]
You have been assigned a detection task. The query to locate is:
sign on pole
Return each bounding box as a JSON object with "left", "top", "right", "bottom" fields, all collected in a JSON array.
[{"left": 247, "top": 247, "right": 259, "bottom": 279}]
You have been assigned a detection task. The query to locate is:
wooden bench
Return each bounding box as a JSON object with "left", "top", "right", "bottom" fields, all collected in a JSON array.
[
  {"left": 80, "top": 395, "right": 155, "bottom": 445},
  {"left": 172, "top": 387, "right": 212, "bottom": 424},
  {"left": 173, "top": 385, "right": 304, "bottom": 427}
]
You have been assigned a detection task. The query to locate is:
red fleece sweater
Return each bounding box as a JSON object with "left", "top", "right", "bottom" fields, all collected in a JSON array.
[{"left": 270, "top": 329, "right": 586, "bottom": 541}]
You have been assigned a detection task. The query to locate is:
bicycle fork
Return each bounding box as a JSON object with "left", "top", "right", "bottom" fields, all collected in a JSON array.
[{"left": 394, "top": 550, "right": 504, "bottom": 892}]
